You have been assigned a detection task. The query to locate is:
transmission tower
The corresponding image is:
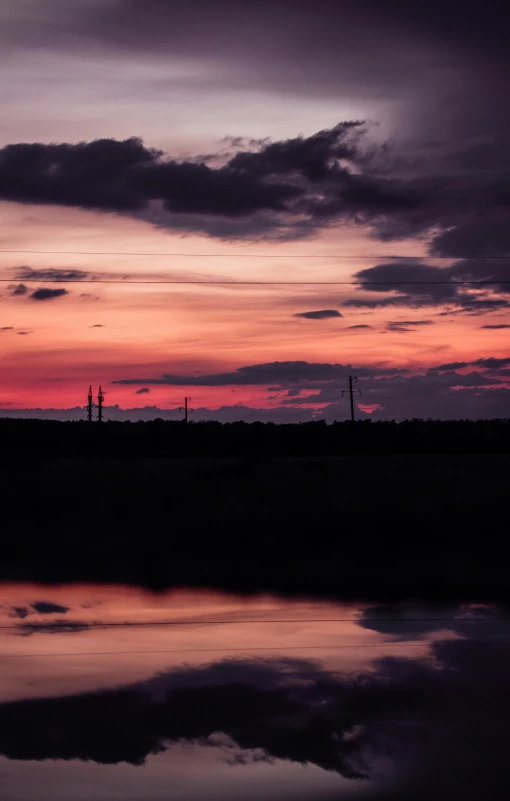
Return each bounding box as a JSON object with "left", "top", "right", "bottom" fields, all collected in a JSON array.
[
  {"left": 97, "top": 386, "right": 105, "bottom": 423},
  {"left": 87, "top": 385, "right": 93, "bottom": 423}
]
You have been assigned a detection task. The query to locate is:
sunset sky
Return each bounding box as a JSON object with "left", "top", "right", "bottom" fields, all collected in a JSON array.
[{"left": 1, "top": 0, "right": 509, "bottom": 420}]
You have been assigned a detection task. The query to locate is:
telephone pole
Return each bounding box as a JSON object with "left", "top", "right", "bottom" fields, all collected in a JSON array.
[
  {"left": 342, "top": 375, "right": 361, "bottom": 422},
  {"left": 87, "top": 385, "right": 93, "bottom": 423},
  {"left": 97, "top": 386, "right": 104, "bottom": 423},
  {"left": 184, "top": 396, "right": 191, "bottom": 424}
]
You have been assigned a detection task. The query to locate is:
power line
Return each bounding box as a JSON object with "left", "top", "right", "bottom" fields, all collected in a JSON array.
[
  {"left": 1, "top": 641, "right": 509, "bottom": 659},
  {"left": 2, "top": 279, "right": 510, "bottom": 285},
  {"left": 1, "top": 250, "right": 510, "bottom": 258},
  {"left": 347, "top": 395, "right": 510, "bottom": 400},
  {"left": 2, "top": 616, "right": 508, "bottom": 631}
]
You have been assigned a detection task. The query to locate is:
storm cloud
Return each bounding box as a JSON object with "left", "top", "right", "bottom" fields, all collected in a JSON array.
[
  {"left": 0, "top": 125, "right": 423, "bottom": 241},
  {"left": 0, "top": 1, "right": 509, "bottom": 255},
  {"left": 0, "top": 124, "right": 508, "bottom": 249}
]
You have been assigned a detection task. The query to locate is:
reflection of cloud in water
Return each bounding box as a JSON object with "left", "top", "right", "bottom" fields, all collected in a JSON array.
[
  {"left": 6, "top": 601, "right": 71, "bottom": 620},
  {"left": 0, "top": 589, "right": 509, "bottom": 798},
  {"left": 13, "top": 621, "right": 92, "bottom": 636},
  {"left": 0, "top": 636, "right": 509, "bottom": 798},
  {"left": 357, "top": 602, "right": 508, "bottom": 642}
]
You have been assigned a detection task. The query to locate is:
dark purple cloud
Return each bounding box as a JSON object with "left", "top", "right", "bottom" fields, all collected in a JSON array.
[
  {"left": 346, "top": 260, "right": 510, "bottom": 314},
  {"left": 30, "top": 601, "right": 70, "bottom": 615},
  {"left": 435, "top": 357, "right": 510, "bottom": 372},
  {"left": 30, "top": 288, "right": 68, "bottom": 301},
  {"left": 14, "top": 621, "right": 89, "bottom": 636},
  {"left": 0, "top": 125, "right": 410, "bottom": 241},
  {"left": 7, "top": 601, "right": 70, "bottom": 619},
  {"left": 0, "top": 124, "right": 508, "bottom": 250},
  {"left": 294, "top": 310, "right": 342, "bottom": 320}
]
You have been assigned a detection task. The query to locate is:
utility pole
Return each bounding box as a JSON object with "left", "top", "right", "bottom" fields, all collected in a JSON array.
[
  {"left": 87, "top": 385, "right": 93, "bottom": 423},
  {"left": 97, "top": 386, "right": 104, "bottom": 423},
  {"left": 342, "top": 375, "right": 361, "bottom": 422},
  {"left": 178, "top": 397, "right": 192, "bottom": 423}
]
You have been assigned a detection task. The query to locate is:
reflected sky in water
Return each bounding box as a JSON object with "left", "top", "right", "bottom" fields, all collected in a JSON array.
[{"left": 0, "top": 585, "right": 508, "bottom": 800}]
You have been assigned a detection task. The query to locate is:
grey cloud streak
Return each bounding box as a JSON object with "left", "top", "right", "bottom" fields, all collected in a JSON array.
[
  {"left": 113, "top": 361, "right": 400, "bottom": 387},
  {"left": 15, "top": 267, "right": 90, "bottom": 282},
  {"left": 386, "top": 320, "right": 434, "bottom": 333}
]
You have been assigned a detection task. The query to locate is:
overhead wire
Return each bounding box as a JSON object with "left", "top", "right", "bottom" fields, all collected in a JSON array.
[
  {"left": 1, "top": 250, "right": 510, "bottom": 259},
  {"left": 1, "top": 279, "right": 510, "bottom": 285},
  {"left": 2, "top": 615, "right": 510, "bottom": 631},
  {"left": 1, "top": 641, "right": 509, "bottom": 659}
]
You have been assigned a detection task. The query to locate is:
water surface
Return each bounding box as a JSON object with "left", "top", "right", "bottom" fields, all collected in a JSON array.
[{"left": 0, "top": 584, "right": 508, "bottom": 800}]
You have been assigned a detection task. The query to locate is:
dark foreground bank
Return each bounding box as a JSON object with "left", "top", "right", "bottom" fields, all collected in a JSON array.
[
  {"left": 2, "top": 417, "right": 510, "bottom": 457},
  {"left": 2, "top": 450, "right": 509, "bottom": 601}
]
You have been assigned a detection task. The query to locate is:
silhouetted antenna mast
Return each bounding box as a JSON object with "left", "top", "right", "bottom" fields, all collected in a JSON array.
[
  {"left": 342, "top": 375, "right": 361, "bottom": 422},
  {"left": 87, "top": 385, "right": 93, "bottom": 423},
  {"left": 97, "top": 386, "right": 105, "bottom": 423}
]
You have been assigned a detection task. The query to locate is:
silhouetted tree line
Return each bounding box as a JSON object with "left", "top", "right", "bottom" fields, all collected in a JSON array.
[
  {"left": 1, "top": 417, "right": 510, "bottom": 457},
  {"left": 2, "top": 418, "right": 510, "bottom": 600}
]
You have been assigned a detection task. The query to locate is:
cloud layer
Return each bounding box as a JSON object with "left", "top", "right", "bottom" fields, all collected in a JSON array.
[{"left": 1, "top": 119, "right": 509, "bottom": 249}]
